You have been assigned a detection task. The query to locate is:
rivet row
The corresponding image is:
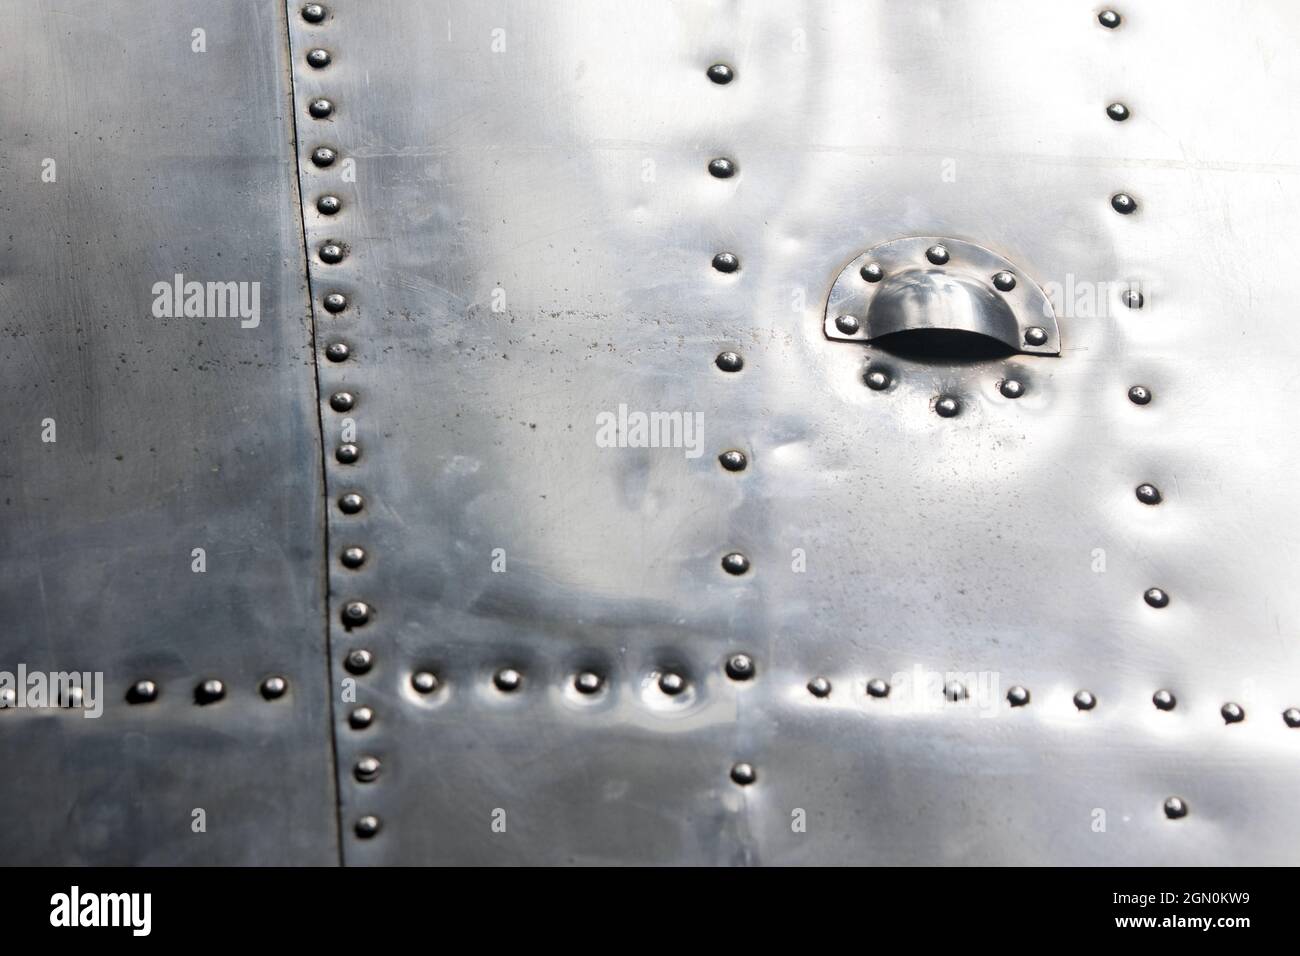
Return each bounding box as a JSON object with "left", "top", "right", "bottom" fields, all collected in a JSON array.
[
  {"left": 706, "top": 66, "right": 753, "bottom": 584},
  {"left": 302, "top": 7, "right": 391, "bottom": 835},
  {"left": 1098, "top": 13, "right": 1175, "bottom": 651},
  {"left": 861, "top": 368, "right": 1157, "bottom": 414},
  {"left": 114, "top": 676, "right": 290, "bottom": 704},
  {"left": 334, "top": 651, "right": 1292, "bottom": 726},
  {"left": 302, "top": 16, "right": 381, "bottom": 733}
]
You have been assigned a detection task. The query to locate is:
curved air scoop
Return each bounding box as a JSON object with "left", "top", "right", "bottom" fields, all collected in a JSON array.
[
  {"left": 823, "top": 237, "right": 1060, "bottom": 357},
  {"left": 866, "top": 269, "right": 1022, "bottom": 352}
]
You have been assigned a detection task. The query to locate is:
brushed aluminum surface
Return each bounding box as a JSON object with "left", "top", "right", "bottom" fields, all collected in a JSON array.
[
  {"left": 0, "top": 0, "right": 337, "bottom": 864},
  {"left": 295, "top": 0, "right": 1300, "bottom": 863},
  {"left": 3, "top": 0, "right": 1298, "bottom": 867}
]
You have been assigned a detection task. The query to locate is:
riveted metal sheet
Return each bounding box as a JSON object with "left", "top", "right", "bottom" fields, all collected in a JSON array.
[
  {"left": 0, "top": 1, "right": 337, "bottom": 863},
  {"left": 294, "top": 0, "right": 1300, "bottom": 865}
]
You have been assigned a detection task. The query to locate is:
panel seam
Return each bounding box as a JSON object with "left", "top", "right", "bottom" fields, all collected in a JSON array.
[{"left": 281, "top": 0, "right": 345, "bottom": 868}]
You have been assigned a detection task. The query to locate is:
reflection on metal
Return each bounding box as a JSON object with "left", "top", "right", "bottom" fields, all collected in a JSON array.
[
  {"left": 824, "top": 237, "right": 1060, "bottom": 355},
  {"left": 284, "top": 0, "right": 1300, "bottom": 866},
  {"left": 3, "top": 0, "right": 1300, "bottom": 866}
]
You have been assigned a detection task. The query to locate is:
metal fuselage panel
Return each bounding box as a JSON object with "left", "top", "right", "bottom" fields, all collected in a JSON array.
[
  {"left": 295, "top": 0, "right": 1300, "bottom": 863},
  {"left": 0, "top": 1, "right": 336, "bottom": 863},
  {"left": 2, "top": 0, "right": 1298, "bottom": 866}
]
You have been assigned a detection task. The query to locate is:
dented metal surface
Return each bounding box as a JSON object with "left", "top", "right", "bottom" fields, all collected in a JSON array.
[
  {"left": 3, "top": 0, "right": 1300, "bottom": 865},
  {"left": 291, "top": 0, "right": 1300, "bottom": 864}
]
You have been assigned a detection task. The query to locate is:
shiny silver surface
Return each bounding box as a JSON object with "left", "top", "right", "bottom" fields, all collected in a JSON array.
[
  {"left": 824, "top": 237, "right": 1061, "bottom": 354},
  {"left": 0, "top": 0, "right": 335, "bottom": 863},
  {"left": 3, "top": 0, "right": 1300, "bottom": 866},
  {"left": 292, "top": 0, "right": 1300, "bottom": 864}
]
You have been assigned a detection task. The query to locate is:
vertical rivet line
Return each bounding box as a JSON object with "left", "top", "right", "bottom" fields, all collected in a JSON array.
[
  {"left": 705, "top": 57, "right": 757, "bottom": 791},
  {"left": 1098, "top": 12, "right": 1173, "bottom": 675},
  {"left": 286, "top": 0, "right": 371, "bottom": 861},
  {"left": 304, "top": 1, "right": 381, "bottom": 843}
]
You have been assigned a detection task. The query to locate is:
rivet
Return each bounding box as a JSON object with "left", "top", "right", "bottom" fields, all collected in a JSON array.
[
  {"left": 345, "top": 648, "right": 373, "bottom": 673},
  {"left": 718, "top": 449, "right": 747, "bottom": 472},
  {"left": 725, "top": 653, "right": 755, "bottom": 681},
  {"left": 311, "top": 146, "right": 337, "bottom": 167},
  {"left": 411, "top": 670, "right": 439, "bottom": 694},
  {"left": 195, "top": 679, "right": 226, "bottom": 705},
  {"left": 943, "top": 680, "right": 968, "bottom": 702},
  {"left": 1283, "top": 707, "right": 1300, "bottom": 728},
  {"left": 317, "top": 195, "right": 341, "bottom": 215},
  {"left": 493, "top": 667, "right": 522, "bottom": 692},
  {"left": 1163, "top": 796, "right": 1188, "bottom": 820},
  {"left": 715, "top": 351, "right": 744, "bottom": 372},
  {"left": 1106, "top": 102, "right": 1130, "bottom": 122},
  {"left": 860, "top": 262, "right": 884, "bottom": 283},
  {"left": 325, "top": 341, "right": 349, "bottom": 362},
  {"left": 866, "top": 678, "right": 890, "bottom": 698},
  {"left": 1111, "top": 192, "right": 1137, "bottom": 215},
  {"left": 340, "top": 545, "right": 366, "bottom": 568},
  {"left": 574, "top": 671, "right": 604, "bottom": 695},
  {"left": 338, "top": 492, "right": 364, "bottom": 514},
  {"left": 1074, "top": 690, "right": 1097, "bottom": 711},
  {"left": 306, "top": 48, "right": 332, "bottom": 69},
  {"left": 301, "top": 4, "right": 327, "bottom": 23},
  {"left": 1153, "top": 689, "right": 1177, "bottom": 711},
  {"left": 1128, "top": 384, "right": 1152, "bottom": 405},
  {"left": 1007, "top": 685, "right": 1030, "bottom": 707},
  {"left": 1098, "top": 9, "right": 1121, "bottom": 28},
  {"left": 835, "top": 315, "right": 861, "bottom": 335},
  {"left": 807, "top": 677, "right": 832, "bottom": 697},
  {"left": 260, "top": 676, "right": 288, "bottom": 700},
  {"left": 721, "top": 552, "right": 750, "bottom": 575},
  {"left": 323, "top": 292, "right": 348, "bottom": 313},
  {"left": 354, "top": 815, "right": 381, "bottom": 838},
  {"left": 1024, "top": 326, "right": 1048, "bottom": 347},
  {"left": 935, "top": 396, "right": 960, "bottom": 418},
  {"left": 1144, "top": 587, "right": 1169, "bottom": 608},
  {"left": 992, "top": 271, "right": 1016, "bottom": 292},
  {"left": 348, "top": 705, "right": 374, "bottom": 729},
  {"left": 126, "top": 679, "right": 158, "bottom": 704},
  {"left": 730, "top": 762, "right": 756, "bottom": 786},
  {"left": 319, "top": 242, "right": 345, "bottom": 264},
  {"left": 336, "top": 443, "right": 360, "bottom": 464},
  {"left": 354, "top": 755, "right": 381, "bottom": 782},
  {"left": 712, "top": 252, "right": 739, "bottom": 273},
  {"left": 926, "top": 244, "right": 950, "bottom": 265},
  {"left": 999, "top": 379, "right": 1024, "bottom": 399},
  {"left": 658, "top": 671, "right": 686, "bottom": 696},
  {"left": 706, "top": 63, "right": 734, "bottom": 84},
  {"left": 309, "top": 98, "right": 334, "bottom": 119},
  {"left": 1135, "top": 483, "right": 1162, "bottom": 505},
  {"left": 708, "top": 158, "right": 736, "bottom": 178},
  {"left": 341, "top": 600, "right": 371, "bottom": 626},
  {"left": 1221, "top": 702, "right": 1245, "bottom": 724},
  {"left": 1122, "top": 288, "right": 1144, "bottom": 309},
  {"left": 865, "top": 368, "right": 891, "bottom": 391},
  {"left": 330, "top": 391, "right": 355, "bottom": 412}
]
